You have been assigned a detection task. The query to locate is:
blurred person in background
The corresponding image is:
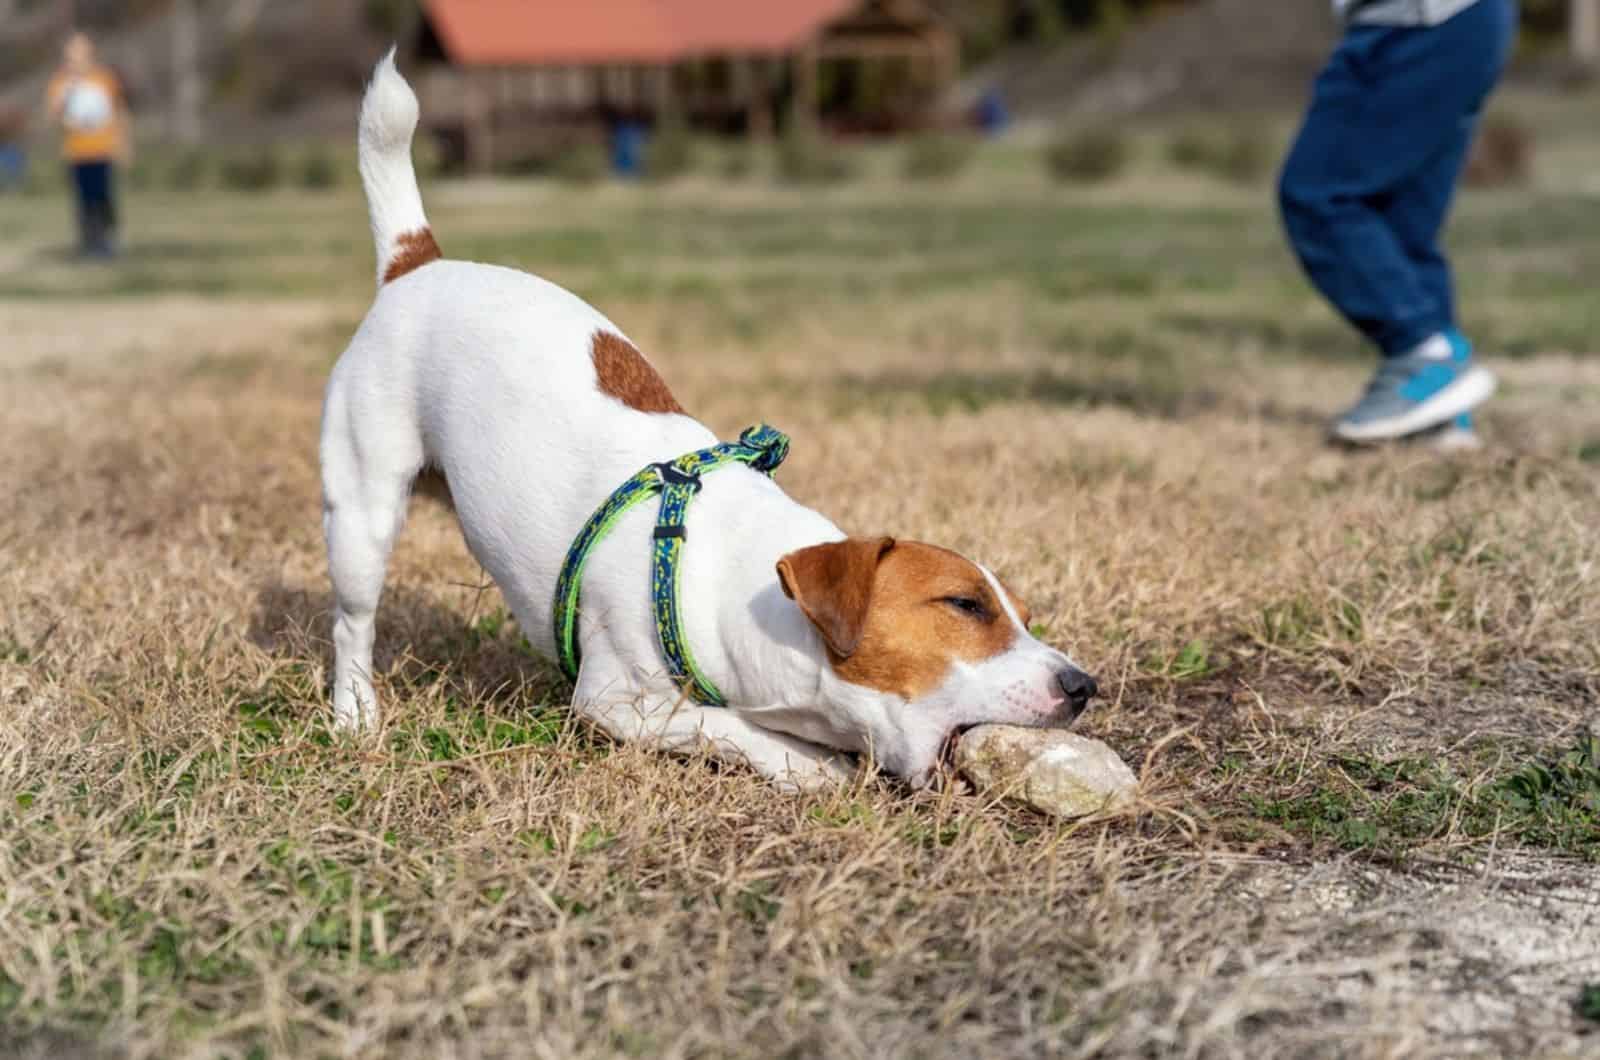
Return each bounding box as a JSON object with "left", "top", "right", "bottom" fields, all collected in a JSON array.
[
  {"left": 1279, "top": 0, "right": 1517, "bottom": 447},
  {"left": 47, "top": 31, "right": 129, "bottom": 258}
]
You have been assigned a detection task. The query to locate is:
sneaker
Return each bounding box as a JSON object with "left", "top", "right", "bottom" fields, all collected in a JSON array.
[
  {"left": 1423, "top": 412, "right": 1483, "bottom": 452},
  {"left": 1332, "top": 331, "right": 1496, "bottom": 444}
]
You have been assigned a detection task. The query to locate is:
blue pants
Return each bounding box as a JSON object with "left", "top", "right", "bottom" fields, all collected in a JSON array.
[
  {"left": 70, "top": 159, "right": 118, "bottom": 252},
  {"left": 1279, "top": 1, "right": 1516, "bottom": 357}
]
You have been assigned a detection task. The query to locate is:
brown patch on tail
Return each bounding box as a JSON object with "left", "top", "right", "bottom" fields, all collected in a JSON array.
[
  {"left": 590, "top": 331, "right": 686, "bottom": 415},
  {"left": 383, "top": 228, "right": 442, "bottom": 284}
]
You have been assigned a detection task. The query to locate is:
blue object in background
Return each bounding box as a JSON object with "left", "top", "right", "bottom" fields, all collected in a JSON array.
[
  {"left": 612, "top": 121, "right": 646, "bottom": 177},
  {"left": 976, "top": 89, "right": 1009, "bottom": 136},
  {"left": 0, "top": 145, "right": 25, "bottom": 190}
]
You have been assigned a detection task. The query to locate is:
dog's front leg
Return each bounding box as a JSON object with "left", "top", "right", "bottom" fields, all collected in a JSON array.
[{"left": 573, "top": 666, "right": 855, "bottom": 793}]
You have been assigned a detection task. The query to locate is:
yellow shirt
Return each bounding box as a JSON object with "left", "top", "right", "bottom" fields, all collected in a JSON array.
[{"left": 48, "top": 66, "right": 125, "bottom": 163}]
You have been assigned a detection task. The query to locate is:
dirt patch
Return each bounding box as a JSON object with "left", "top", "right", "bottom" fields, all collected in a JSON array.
[{"left": 1228, "top": 853, "right": 1600, "bottom": 1056}]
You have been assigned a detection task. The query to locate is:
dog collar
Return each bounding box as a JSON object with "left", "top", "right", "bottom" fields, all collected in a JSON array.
[{"left": 553, "top": 424, "right": 790, "bottom": 707}]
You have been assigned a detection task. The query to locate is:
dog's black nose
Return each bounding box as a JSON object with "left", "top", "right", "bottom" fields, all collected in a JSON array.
[{"left": 1056, "top": 668, "right": 1099, "bottom": 714}]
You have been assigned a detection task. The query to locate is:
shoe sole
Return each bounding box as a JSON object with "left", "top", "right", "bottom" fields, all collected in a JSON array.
[
  {"left": 1333, "top": 367, "right": 1496, "bottom": 444},
  {"left": 1425, "top": 427, "right": 1484, "bottom": 452}
]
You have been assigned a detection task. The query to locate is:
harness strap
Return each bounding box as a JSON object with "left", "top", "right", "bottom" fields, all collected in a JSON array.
[{"left": 553, "top": 424, "right": 789, "bottom": 706}]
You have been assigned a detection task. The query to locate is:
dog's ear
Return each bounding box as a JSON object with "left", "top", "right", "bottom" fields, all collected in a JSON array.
[{"left": 776, "top": 537, "right": 896, "bottom": 660}]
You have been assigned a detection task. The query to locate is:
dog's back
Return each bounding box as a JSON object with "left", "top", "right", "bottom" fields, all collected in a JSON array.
[{"left": 321, "top": 54, "right": 718, "bottom": 705}]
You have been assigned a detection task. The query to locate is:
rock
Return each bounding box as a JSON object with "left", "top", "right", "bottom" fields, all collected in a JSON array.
[{"left": 955, "top": 726, "right": 1137, "bottom": 818}]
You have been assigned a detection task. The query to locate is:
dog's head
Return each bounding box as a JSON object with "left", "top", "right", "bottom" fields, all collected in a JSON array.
[{"left": 776, "top": 537, "right": 1097, "bottom": 784}]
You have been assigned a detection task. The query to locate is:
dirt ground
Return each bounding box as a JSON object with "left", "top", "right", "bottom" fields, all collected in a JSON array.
[{"left": 1, "top": 117, "right": 1598, "bottom": 1058}]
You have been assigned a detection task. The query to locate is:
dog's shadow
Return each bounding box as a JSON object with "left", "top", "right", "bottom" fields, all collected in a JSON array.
[{"left": 250, "top": 581, "right": 569, "bottom": 710}]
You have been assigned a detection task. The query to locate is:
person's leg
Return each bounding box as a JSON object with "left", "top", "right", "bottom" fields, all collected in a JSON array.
[
  {"left": 79, "top": 161, "right": 115, "bottom": 256},
  {"left": 1280, "top": 3, "right": 1515, "bottom": 441},
  {"left": 97, "top": 162, "right": 119, "bottom": 254},
  {"left": 1382, "top": 0, "right": 1518, "bottom": 341},
  {"left": 1378, "top": 128, "right": 1484, "bottom": 446},
  {"left": 1379, "top": 2, "right": 1516, "bottom": 445},
  {"left": 72, "top": 161, "right": 112, "bottom": 256},
  {"left": 68, "top": 162, "right": 94, "bottom": 253},
  {"left": 1384, "top": 143, "right": 1472, "bottom": 339},
  {"left": 1279, "top": 5, "right": 1516, "bottom": 357}
]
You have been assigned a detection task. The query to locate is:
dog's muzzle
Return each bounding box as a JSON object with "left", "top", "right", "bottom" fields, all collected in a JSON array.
[{"left": 1055, "top": 667, "right": 1099, "bottom": 719}]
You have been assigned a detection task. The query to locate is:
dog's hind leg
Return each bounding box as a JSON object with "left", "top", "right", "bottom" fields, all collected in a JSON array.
[{"left": 320, "top": 377, "right": 422, "bottom": 730}]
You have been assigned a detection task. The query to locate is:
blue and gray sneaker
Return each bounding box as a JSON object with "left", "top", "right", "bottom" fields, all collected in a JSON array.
[
  {"left": 1333, "top": 330, "right": 1495, "bottom": 444},
  {"left": 1422, "top": 412, "right": 1483, "bottom": 452}
]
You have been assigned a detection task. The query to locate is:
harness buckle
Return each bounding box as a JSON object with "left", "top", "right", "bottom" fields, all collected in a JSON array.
[{"left": 650, "top": 461, "right": 703, "bottom": 493}]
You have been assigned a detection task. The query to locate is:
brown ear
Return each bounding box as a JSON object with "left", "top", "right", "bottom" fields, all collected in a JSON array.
[{"left": 776, "top": 537, "right": 895, "bottom": 659}]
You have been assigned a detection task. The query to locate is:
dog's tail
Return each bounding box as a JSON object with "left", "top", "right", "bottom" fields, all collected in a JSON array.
[{"left": 358, "top": 48, "right": 439, "bottom": 288}]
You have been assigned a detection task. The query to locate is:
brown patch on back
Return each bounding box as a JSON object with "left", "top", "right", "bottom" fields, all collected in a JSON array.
[
  {"left": 590, "top": 330, "right": 686, "bottom": 415},
  {"left": 777, "top": 539, "right": 1023, "bottom": 702},
  {"left": 383, "top": 227, "right": 442, "bottom": 284}
]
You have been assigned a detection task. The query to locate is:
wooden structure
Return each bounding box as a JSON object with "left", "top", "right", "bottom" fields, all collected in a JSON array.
[
  {"left": 412, "top": 0, "right": 958, "bottom": 170},
  {"left": 1577, "top": 0, "right": 1600, "bottom": 64}
]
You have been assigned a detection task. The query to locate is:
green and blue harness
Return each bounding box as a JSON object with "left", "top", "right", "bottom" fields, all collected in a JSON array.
[{"left": 552, "top": 424, "right": 790, "bottom": 707}]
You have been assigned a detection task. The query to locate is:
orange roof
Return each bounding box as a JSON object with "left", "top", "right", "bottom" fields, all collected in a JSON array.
[{"left": 425, "top": 0, "right": 860, "bottom": 66}]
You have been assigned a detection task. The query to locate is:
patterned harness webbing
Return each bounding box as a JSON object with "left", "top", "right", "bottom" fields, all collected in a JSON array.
[{"left": 552, "top": 424, "right": 790, "bottom": 707}]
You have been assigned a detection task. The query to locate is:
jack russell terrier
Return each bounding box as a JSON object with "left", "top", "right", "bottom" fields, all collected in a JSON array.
[{"left": 320, "top": 54, "right": 1098, "bottom": 790}]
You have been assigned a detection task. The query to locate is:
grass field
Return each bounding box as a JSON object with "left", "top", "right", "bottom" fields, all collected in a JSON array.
[{"left": 2, "top": 110, "right": 1599, "bottom": 1059}]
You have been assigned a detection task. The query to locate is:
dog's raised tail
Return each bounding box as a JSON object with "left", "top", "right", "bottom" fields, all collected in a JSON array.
[{"left": 359, "top": 49, "right": 438, "bottom": 288}]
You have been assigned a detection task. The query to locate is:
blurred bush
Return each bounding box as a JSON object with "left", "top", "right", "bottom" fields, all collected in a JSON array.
[
  {"left": 550, "top": 142, "right": 608, "bottom": 186},
  {"left": 363, "top": 0, "right": 420, "bottom": 35},
  {"left": 1464, "top": 114, "right": 1533, "bottom": 188},
  {"left": 901, "top": 132, "right": 977, "bottom": 181},
  {"left": 299, "top": 147, "right": 341, "bottom": 190},
  {"left": 642, "top": 115, "right": 696, "bottom": 182},
  {"left": 21, "top": 156, "right": 64, "bottom": 198},
  {"left": 718, "top": 143, "right": 756, "bottom": 181},
  {"left": 1045, "top": 127, "right": 1129, "bottom": 184},
  {"left": 166, "top": 148, "right": 211, "bottom": 191},
  {"left": 124, "top": 156, "right": 156, "bottom": 192},
  {"left": 1167, "top": 126, "right": 1273, "bottom": 185},
  {"left": 219, "top": 147, "right": 285, "bottom": 192},
  {"left": 777, "top": 123, "right": 857, "bottom": 185},
  {"left": 1166, "top": 128, "right": 1212, "bottom": 170}
]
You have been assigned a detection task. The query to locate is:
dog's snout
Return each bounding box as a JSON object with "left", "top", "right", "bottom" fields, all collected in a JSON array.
[{"left": 1055, "top": 667, "right": 1099, "bottom": 713}]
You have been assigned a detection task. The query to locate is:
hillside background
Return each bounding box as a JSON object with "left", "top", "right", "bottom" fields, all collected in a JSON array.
[{"left": 0, "top": 0, "right": 1583, "bottom": 147}]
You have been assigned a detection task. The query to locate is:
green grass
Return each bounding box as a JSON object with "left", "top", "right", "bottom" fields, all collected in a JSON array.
[
  {"left": 1, "top": 158, "right": 1595, "bottom": 363},
  {"left": 1578, "top": 983, "right": 1600, "bottom": 1023},
  {"left": 1234, "top": 737, "right": 1600, "bottom": 862}
]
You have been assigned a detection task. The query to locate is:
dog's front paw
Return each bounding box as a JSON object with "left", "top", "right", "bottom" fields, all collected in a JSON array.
[{"left": 772, "top": 750, "right": 857, "bottom": 794}]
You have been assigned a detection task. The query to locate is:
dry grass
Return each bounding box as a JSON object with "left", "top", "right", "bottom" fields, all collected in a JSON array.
[{"left": 2, "top": 126, "right": 1599, "bottom": 1058}]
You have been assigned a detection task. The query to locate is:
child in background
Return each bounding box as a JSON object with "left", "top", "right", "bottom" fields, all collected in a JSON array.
[
  {"left": 47, "top": 31, "right": 130, "bottom": 257},
  {"left": 1279, "top": 0, "right": 1517, "bottom": 447}
]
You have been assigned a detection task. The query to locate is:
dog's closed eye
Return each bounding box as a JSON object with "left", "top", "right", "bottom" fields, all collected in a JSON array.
[{"left": 941, "top": 596, "right": 991, "bottom": 620}]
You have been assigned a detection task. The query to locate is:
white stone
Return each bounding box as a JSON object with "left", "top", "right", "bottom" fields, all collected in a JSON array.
[{"left": 955, "top": 726, "right": 1137, "bottom": 818}]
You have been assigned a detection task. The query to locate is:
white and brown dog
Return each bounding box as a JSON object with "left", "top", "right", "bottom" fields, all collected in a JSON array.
[{"left": 320, "top": 55, "right": 1097, "bottom": 790}]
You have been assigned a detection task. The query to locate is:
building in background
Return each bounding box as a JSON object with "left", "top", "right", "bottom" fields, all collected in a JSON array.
[{"left": 411, "top": 0, "right": 958, "bottom": 170}]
